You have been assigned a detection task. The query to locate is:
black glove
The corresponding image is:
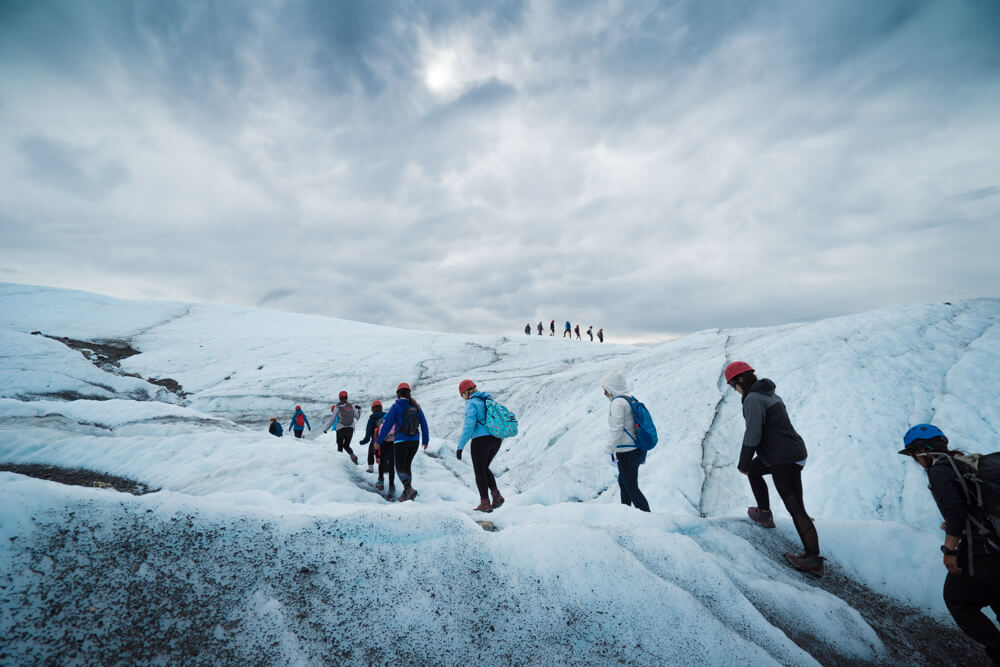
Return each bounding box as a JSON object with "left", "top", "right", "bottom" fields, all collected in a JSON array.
[{"left": 456, "top": 449, "right": 463, "bottom": 461}]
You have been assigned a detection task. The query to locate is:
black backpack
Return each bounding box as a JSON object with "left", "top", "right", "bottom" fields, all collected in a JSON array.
[
  {"left": 930, "top": 452, "right": 1000, "bottom": 574},
  {"left": 400, "top": 404, "right": 421, "bottom": 437}
]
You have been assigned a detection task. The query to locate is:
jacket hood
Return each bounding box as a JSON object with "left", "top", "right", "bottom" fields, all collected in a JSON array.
[
  {"left": 471, "top": 391, "right": 492, "bottom": 400},
  {"left": 601, "top": 371, "right": 629, "bottom": 397},
  {"left": 748, "top": 378, "right": 776, "bottom": 396}
]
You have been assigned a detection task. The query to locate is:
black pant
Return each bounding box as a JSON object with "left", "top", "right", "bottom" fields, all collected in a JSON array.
[
  {"left": 395, "top": 441, "right": 419, "bottom": 488},
  {"left": 616, "top": 449, "right": 650, "bottom": 512},
  {"left": 293, "top": 429, "right": 304, "bottom": 439},
  {"left": 379, "top": 441, "right": 396, "bottom": 487},
  {"left": 367, "top": 441, "right": 376, "bottom": 466},
  {"left": 746, "top": 458, "right": 819, "bottom": 555},
  {"left": 945, "top": 554, "right": 1000, "bottom": 664},
  {"left": 336, "top": 428, "right": 355, "bottom": 456},
  {"left": 470, "top": 435, "right": 502, "bottom": 499}
]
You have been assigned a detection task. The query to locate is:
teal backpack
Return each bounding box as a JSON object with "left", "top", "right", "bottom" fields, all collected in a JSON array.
[{"left": 477, "top": 396, "right": 519, "bottom": 439}]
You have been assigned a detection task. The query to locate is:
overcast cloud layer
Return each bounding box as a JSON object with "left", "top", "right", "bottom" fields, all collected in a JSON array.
[{"left": 1, "top": 0, "right": 998, "bottom": 340}]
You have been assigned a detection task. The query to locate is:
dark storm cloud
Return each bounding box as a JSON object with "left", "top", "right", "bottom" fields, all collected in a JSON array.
[{"left": 1, "top": 0, "right": 998, "bottom": 340}]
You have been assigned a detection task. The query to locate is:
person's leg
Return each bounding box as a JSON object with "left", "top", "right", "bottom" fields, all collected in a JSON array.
[
  {"left": 335, "top": 429, "right": 345, "bottom": 451},
  {"left": 470, "top": 437, "right": 492, "bottom": 500},
  {"left": 382, "top": 441, "right": 396, "bottom": 488},
  {"left": 484, "top": 438, "right": 501, "bottom": 492},
  {"left": 772, "top": 463, "right": 819, "bottom": 555},
  {"left": 745, "top": 457, "right": 771, "bottom": 510},
  {"left": 294, "top": 430, "right": 303, "bottom": 439},
  {"left": 616, "top": 450, "right": 650, "bottom": 512},
  {"left": 395, "top": 442, "right": 418, "bottom": 488},
  {"left": 368, "top": 442, "right": 376, "bottom": 467},
  {"left": 945, "top": 569, "right": 1000, "bottom": 660}
]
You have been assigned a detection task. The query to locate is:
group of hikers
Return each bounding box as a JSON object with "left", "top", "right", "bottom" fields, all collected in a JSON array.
[
  {"left": 266, "top": 362, "right": 1000, "bottom": 664},
  {"left": 525, "top": 320, "right": 604, "bottom": 342}
]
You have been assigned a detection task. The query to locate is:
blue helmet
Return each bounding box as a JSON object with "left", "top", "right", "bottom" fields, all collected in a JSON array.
[{"left": 899, "top": 423, "right": 948, "bottom": 455}]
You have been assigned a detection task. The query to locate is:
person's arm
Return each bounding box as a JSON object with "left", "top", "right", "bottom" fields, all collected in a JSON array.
[
  {"left": 304, "top": 414, "right": 311, "bottom": 430},
  {"left": 419, "top": 408, "right": 430, "bottom": 447},
  {"left": 607, "top": 397, "right": 628, "bottom": 454},
  {"left": 737, "top": 396, "right": 765, "bottom": 471},
  {"left": 376, "top": 404, "right": 396, "bottom": 444},
  {"left": 457, "top": 400, "right": 479, "bottom": 451},
  {"left": 928, "top": 464, "right": 968, "bottom": 573},
  {"left": 359, "top": 415, "right": 375, "bottom": 444}
]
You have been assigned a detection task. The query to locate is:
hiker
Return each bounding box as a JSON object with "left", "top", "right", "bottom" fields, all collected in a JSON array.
[
  {"left": 268, "top": 417, "right": 283, "bottom": 437},
  {"left": 899, "top": 424, "right": 1000, "bottom": 664},
  {"left": 550, "top": 320, "right": 555, "bottom": 336},
  {"left": 456, "top": 379, "right": 505, "bottom": 513},
  {"left": 288, "top": 405, "right": 311, "bottom": 438},
  {"left": 587, "top": 325, "right": 594, "bottom": 342},
  {"left": 601, "top": 371, "right": 650, "bottom": 512},
  {"left": 725, "top": 361, "right": 823, "bottom": 577},
  {"left": 323, "top": 391, "right": 360, "bottom": 464},
  {"left": 597, "top": 328, "right": 604, "bottom": 343},
  {"left": 563, "top": 321, "right": 572, "bottom": 338},
  {"left": 574, "top": 324, "right": 581, "bottom": 340},
  {"left": 537, "top": 321, "right": 543, "bottom": 336},
  {"left": 358, "top": 400, "right": 385, "bottom": 474},
  {"left": 524, "top": 322, "right": 531, "bottom": 335},
  {"left": 376, "top": 382, "right": 429, "bottom": 502}
]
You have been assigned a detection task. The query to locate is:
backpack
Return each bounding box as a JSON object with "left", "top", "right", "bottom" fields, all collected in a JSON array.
[
  {"left": 336, "top": 403, "right": 357, "bottom": 428},
  {"left": 931, "top": 452, "right": 1000, "bottom": 574},
  {"left": 400, "top": 404, "right": 421, "bottom": 436},
  {"left": 295, "top": 413, "right": 305, "bottom": 427},
  {"left": 476, "top": 397, "right": 518, "bottom": 440},
  {"left": 617, "top": 396, "right": 657, "bottom": 451}
]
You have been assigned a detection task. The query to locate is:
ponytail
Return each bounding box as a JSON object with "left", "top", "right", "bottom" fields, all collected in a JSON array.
[{"left": 397, "top": 387, "right": 420, "bottom": 411}]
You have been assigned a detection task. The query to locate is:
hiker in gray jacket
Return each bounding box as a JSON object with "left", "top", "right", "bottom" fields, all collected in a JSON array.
[
  {"left": 725, "top": 361, "right": 823, "bottom": 577},
  {"left": 324, "top": 390, "right": 360, "bottom": 464}
]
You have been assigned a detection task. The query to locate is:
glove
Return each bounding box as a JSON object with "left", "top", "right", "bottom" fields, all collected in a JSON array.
[
  {"left": 607, "top": 453, "right": 617, "bottom": 467},
  {"left": 456, "top": 448, "right": 463, "bottom": 461}
]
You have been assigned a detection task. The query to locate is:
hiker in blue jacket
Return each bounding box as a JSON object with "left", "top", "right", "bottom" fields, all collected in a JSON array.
[
  {"left": 268, "top": 417, "right": 283, "bottom": 437},
  {"left": 456, "top": 379, "right": 505, "bottom": 513},
  {"left": 288, "top": 405, "right": 311, "bottom": 438},
  {"left": 376, "top": 382, "right": 428, "bottom": 502},
  {"left": 601, "top": 370, "right": 650, "bottom": 512},
  {"left": 563, "top": 321, "right": 572, "bottom": 338}
]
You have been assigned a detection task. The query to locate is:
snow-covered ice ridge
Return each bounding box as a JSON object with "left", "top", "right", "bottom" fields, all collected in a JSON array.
[{"left": 1, "top": 283, "right": 998, "bottom": 665}]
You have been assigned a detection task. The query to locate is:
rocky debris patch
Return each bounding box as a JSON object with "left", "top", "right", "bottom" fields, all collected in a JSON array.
[
  {"left": 0, "top": 463, "right": 159, "bottom": 495},
  {"left": 30, "top": 332, "right": 187, "bottom": 399}
]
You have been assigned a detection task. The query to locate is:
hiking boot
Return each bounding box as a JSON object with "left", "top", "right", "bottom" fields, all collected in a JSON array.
[
  {"left": 784, "top": 552, "right": 825, "bottom": 578},
  {"left": 399, "top": 486, "right": 418, "bottom": 502},
  {"left": 350, "top": 453, "right": 359, "bottom": 465},
  {"left": 366, "top": 465, "right": 374, "bottom": 473},
  {"left": 474, "top": 498, "right": 493, "bottom": 513},
  {"left": 489, "top": 489, "right": 505, "bottom": 510},
  {"left": 375, "top": 479, "right": 384, "bottom": 491},
  {"left": 386, "top": 486, "right": 396, "bottom": 500},
  {"left": 748, "top": 507, "right": 775, "bottom": 529}
]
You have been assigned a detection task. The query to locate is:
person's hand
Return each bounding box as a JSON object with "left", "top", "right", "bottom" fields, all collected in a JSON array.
[
  {"left": 739, "top": 469, "right": 748, "bottom": 476},
  {"left": 423, "top": 444, "right": 428, "bottom": 450},
  {"left": 456, "top": 449, "right": 463, "bottom": 461},
  {"left": 941, "top": 522, "right": 948, "bottom": 532},
  {"left": 944, "top": 554, "right": 962, "bottom": 574},
  {"left": 607, "top": 454, "right": 617, "bottom": 467}
]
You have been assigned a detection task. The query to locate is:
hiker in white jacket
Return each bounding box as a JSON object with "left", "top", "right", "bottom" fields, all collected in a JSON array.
[{"left": 601, "top": 371, "right": 650, "bottom": 512}]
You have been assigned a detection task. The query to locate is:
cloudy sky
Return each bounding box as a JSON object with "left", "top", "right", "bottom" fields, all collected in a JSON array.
[{"left": 1, "top": 0, "right": 998, "bottom": 341}]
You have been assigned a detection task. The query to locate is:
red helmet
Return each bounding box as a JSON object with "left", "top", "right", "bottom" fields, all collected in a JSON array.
[
  {"left": 458, "top": 379, "right": 476, "bottom": 395},
  {"left": 371, "top": 400, "right": 382, "bottom": 409},
  {"left": 396, "top": 382, "right": 410, "bottom": 392},
  {"left": 339, "top": 390, "right": 348, "bottom": 400},
  {"left": 295, "top": 405, "right": 301, "bottom": 410},
  {"left": 724, "top": 361, "right": 755, "bottom": 384}
]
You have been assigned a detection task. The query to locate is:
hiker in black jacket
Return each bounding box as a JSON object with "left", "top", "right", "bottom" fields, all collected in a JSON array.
[
  {"left": 900, "top": 424, "right": 1000, "bottom": 665},
  {"left": 725, "top": 361, "right": 823, "bottom": 577}
]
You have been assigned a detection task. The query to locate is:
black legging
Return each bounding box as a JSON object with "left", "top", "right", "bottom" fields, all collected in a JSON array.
[
  {"left": 746, "top": 458, "right": 819, "bottom": 555},
  {"left": 336, "top": 428, "right": 356, "bottom": 457},
  {"left": 470, "top": 435, "right": 502, "bottom": 499},
  {"left": 395, "top": 441, "right": 419, "bottom": 488},
  {"left": 379, "top": 441, "right": 396, "bottom": 487},
  {"left": 944, "top": 554, "right": 1000, "bottom": 665},
  {"left": 616, "top": 449, "right": 650, "bottom": 512},
  {"left": 367, "top": 441, "right": 377, "bottom": 466}
]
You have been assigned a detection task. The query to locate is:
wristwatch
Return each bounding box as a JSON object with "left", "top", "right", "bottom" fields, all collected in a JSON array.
[{"left": 941, "top": 545, "right": 959, "bottom": 556}]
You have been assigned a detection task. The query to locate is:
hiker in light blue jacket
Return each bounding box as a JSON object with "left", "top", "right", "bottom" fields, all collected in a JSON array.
[{"left": 456, "top": 379, "right": 504, "bottom": 513}]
